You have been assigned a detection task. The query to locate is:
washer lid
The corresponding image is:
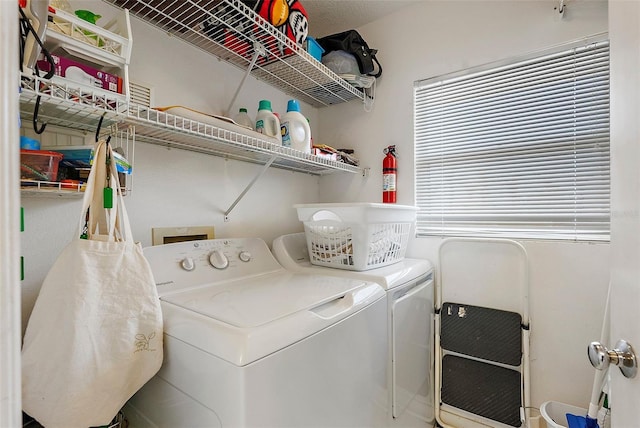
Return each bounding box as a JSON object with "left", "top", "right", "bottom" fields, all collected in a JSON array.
[
  {"left": 160, "top": 271, "right": 385, "bottom": 366},
  {"left": 163, "top": 271, "right": 375, "bottom": 328}
]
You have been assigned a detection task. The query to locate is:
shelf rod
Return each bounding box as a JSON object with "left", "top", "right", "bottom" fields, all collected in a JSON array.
[
  {"left": 224, "top": 154, "right": 277, "bottom": 221},
  {"left": 225, "top": 42, "right": 266, "bottom": 116}
]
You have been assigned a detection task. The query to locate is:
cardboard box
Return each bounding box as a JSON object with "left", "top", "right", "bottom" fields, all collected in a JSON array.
[{"left": 37, "top": 54, "right": 123, "bottom": 94}]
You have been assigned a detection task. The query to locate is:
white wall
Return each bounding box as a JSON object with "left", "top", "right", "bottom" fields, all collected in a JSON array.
[{"left": 317, "top": 0, "right": 610, "bottom": 413}]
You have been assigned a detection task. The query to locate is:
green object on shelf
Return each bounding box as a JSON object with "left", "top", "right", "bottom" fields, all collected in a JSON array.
[
  {"left": 21, "top": 256, "right": 24, "bottom": 281},
  {"left": 74, "top": 9, "right": 101, "bottom": 24}
]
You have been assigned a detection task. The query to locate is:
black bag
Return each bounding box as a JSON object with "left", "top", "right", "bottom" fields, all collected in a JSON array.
[{"left": 317, "top": 30, "right": 382, "bottom": 78}]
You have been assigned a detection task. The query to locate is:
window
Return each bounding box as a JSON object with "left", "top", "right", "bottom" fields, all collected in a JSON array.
[{"left": 414, "top": 37, "right": 610, "bottom": 241}]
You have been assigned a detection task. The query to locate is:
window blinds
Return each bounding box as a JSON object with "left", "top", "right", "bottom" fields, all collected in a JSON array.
[{"left": 414, "top": 38, "right": 610, "bottom": 241}]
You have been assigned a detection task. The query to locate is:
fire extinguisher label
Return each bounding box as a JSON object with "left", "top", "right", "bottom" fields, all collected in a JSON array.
[{"left": 383, "top": 174, "right": 396, "bottom": 191}]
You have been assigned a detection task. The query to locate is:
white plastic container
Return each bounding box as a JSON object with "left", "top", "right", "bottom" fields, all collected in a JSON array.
[
  {"left": 255, "top": 100, "right": 281, "bottom": 143},
  {"left": 294, "top": 203, "right": 417, "bottom": 271},
  {"left": 280, "top": 99, "right": 311, "bottom": 153},
  {"left": 540, "top": 401, "right": 588, "bottom": 428},
  {"left": 233, "top": 107, "right": 254, "bottom": 130}
]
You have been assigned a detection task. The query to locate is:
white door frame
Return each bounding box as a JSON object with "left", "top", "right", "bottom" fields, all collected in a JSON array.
[
  {"left": 0, "top": 2, "right": 22, "bottom": 426},
  {"left": 608, "top": 0, "right": 640, "bottom": 425}
]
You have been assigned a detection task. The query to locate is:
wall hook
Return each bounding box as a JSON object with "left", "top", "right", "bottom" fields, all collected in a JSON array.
[
  {"left": 96, "top": 113, "right": 106, "bottom": 142},
  {"left": 32, "top": 94, "right": 46, "bottom": 134}
]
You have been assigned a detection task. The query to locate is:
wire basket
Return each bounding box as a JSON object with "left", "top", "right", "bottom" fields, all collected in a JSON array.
[{"left": 295, "top": 203, "right": 417, "bottom": 271}]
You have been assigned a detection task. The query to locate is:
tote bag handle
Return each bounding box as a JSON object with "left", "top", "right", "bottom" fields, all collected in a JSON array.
[{"left": 77, "top": 140, "right": 133, "bottom": 243}]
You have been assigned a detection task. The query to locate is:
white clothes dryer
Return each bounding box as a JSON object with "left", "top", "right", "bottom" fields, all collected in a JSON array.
[
  {"left": 273, "top": 233, "right": 435, "bottom": 428},
  {"left": 125, "top": 238, "right": 388, "bottom": 428}
]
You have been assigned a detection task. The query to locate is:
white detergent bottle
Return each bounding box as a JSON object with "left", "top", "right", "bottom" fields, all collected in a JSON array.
[
  {"left": 233, "top": 107, "right": 254, "bottom": 130},
  {"left": 255, "top": 100, "right": 281, "bottom": 143},
  {"left": 280, "top": 99, "right": 311, "bottom": 154}
]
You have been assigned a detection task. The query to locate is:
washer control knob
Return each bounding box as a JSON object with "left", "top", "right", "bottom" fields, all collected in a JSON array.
[
  {"left": 238, "top": 251, "right": 252, "bottom": 262},
  {"left": 209, "top": 250, "right": 229, "bottom": 270},
  {"left": 180, "top": 257, "right": 196, "bottom": 271}
]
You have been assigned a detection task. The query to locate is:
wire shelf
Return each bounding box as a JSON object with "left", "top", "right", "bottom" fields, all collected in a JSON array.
[
  {"left": 126, "top": 103, "right": 360, "bottom": 175},
  {"left": 20, "top": 74, "right": 127, "bottom": 132},
  {"left": 20, "top": 180, "right": 85, "bottom": 198},
  {"left": 102, "top": 0, "right": 368, "bottom": 107},
  {"left": 20, "top": 75, "right": 361, "bottom": 178}
]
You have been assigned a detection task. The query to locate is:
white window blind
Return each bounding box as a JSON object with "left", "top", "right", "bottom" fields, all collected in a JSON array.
[{"left": 414, "top": 38, "right": 610, "bottom": 241}]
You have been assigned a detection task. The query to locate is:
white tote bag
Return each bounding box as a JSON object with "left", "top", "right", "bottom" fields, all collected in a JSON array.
[{"left": 22, "top": 140, "right": 163, "bottom": 428}]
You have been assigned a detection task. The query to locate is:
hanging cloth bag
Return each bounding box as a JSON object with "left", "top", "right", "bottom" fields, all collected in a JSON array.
[{"left": 21, "top": 139, "right": 163, "bottom": 428}]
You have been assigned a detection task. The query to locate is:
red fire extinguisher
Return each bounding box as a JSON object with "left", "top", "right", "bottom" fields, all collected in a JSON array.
[{"left": 383, "top": 145, "right": 397, "bottom": 203}]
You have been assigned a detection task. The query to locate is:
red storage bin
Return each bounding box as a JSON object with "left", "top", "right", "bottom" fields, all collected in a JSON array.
[{"left": 20, "top": 150, "right": 64, "bottom": 182}]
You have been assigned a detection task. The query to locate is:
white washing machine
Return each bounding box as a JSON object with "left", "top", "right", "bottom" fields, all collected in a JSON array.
[
  {"left": 125, "top": 238, "right": 388, "bottom": 428},
  {"left": 273, "top": 232, "right": 435, "bottom": 428}
]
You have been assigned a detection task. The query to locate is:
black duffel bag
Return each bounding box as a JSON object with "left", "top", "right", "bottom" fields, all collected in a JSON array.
[{"left": 317, "top": 29, "right": 382, "bottom": 78}]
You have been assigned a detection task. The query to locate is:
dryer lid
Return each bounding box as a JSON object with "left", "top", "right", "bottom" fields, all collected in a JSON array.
[{"left": 160, "top": 271, "right": 385, "bottom": 366}]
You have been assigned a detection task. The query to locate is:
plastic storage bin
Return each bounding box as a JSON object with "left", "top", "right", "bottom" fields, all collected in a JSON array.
[
  {"left": 305, "top": 36, "right": 324, "bottom": 61},
  {"left": 540, "top": 401, "right": 588, "bottom": 428},
  {"left": 20, "top": 150, "right": 63, "bottom": 182},
  {"left": 295, "top": 203, "right": 417, "bottom": 271},
  {"left": 48, "top": 145, "right": 132, "bottom": 174}
]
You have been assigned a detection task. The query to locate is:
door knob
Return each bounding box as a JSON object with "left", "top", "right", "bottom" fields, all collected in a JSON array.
[{"left": 588, "top": 339, "right": 637, "bottom": 379}]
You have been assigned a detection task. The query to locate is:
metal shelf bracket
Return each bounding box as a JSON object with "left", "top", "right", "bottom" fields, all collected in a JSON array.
[
  {"left": 226, "top": 42, "right": 267, "bottom": 116},
  {"left": 224, "top": 154, "right": 277, "bottom": 221}
]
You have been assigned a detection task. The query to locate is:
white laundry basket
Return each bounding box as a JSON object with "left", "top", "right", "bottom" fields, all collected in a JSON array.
[
  {"left": 540, "top": 401, "right": 588, "bottom": 428},
  {"left": 295, "top": 203, "right": 417, "bottom": 271}
]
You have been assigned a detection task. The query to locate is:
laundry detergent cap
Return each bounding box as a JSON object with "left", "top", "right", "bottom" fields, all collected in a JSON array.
[
  {"left": 258, "top": 100, "right": 272, "bottom": 111},
  {"left": 286, "top": 99, "right": 301, "bottom": 113}
]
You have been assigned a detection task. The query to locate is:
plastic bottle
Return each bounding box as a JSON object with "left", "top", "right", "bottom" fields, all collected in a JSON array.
[
  {"left": 306, "top": 117, "right": 313, "bottom": 147},
  {"left": 280, "top": 99, "right": 311, "bottom": 154},
  {"left": 255, "top": 100, "right": 281, "bottom": 143},
  {"left": 233, "top": 107, "right": 254, "bottom": 130},
  {"left": 597, "top": 395, "right": 611, "bottom": 428}
]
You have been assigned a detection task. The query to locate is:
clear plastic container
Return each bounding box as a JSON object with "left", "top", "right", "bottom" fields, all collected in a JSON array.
[{"left": 20, "top": 150, "right": 63, "bottom": 182}]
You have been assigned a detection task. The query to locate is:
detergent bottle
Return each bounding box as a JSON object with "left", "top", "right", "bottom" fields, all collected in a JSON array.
[
  {"left": 233, "top": 107, "right": 254, "bottom": 130},
  {"left": 255, "top": 100, "right": 281, "bottom": 143},
  {"left": 280, "top": 99, "right": 311, "bottom": 154}
]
